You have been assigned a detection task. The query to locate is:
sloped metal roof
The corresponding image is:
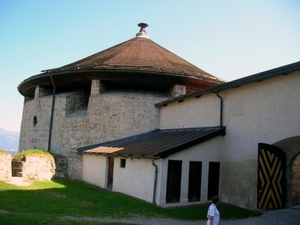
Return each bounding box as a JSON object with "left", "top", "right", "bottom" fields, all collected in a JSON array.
[{"left": 77, "top": 126, "right": 226, "bottom": 159}]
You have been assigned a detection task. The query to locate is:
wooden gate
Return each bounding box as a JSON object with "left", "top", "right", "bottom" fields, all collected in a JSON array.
[{"left": 257, "top": 143, "right": 286, "bottom": 209}]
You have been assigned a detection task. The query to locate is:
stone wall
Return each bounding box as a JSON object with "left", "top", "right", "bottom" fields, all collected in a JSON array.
[
  {"left": 12, "top": 154, "right": 68, "bottom": 181},
  {"left": 18, "top": 81, "right": 169, "bottom": 179},
  {"left": 22, "top": 155, "right": 56, "bottom": 180},
  {"left": 0, "top": 152, "right": 12, "bottom": 180}
]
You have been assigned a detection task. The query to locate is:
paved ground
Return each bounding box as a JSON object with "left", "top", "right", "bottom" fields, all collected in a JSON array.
[
  {"left": 7, "top": 177, "right": 31, "bottom": 186},
  {"left": 60, "top": 206, "right": 300, "bottom": 225}
]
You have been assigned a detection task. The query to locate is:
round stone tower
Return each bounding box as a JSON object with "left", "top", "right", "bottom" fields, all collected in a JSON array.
[{"left": 18, "top": 23, "right": 223, "bottom": 179}]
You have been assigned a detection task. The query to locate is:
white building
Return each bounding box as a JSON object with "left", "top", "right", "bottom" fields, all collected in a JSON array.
[
  {"left": 18, "top": 23, "right": 300, "bottom": 210},
  {"left": 79, "top": 61, "right": 300, "bottom": 209}
]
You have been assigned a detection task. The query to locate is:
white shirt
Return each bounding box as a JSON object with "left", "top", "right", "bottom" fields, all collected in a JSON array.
[{"left": 206, "top": 203, "right": 220, "bottom": 225}]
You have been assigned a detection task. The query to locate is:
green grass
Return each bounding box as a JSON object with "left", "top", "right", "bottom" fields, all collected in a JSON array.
[
  {"left": 0, "top": 180, "right": 261, "bottom": 225},
  {"left": 0, "top": 149, "right": 10, "bottom": 154},
  {"left": 13, "top": 149, "right": 52, "bottom": 161}
]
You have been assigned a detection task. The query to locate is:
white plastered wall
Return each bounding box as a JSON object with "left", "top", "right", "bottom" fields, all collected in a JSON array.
[
  {"left": 159, "top": 71, "right": 300, "bottom": 209},
  {"left": 82, "top": 154, "right": 107, "bottom": 187},
  {"left": 157, "top": 136, "right": 224, "bottom": 207},
  {"left": 113, "top": 157, "right": 162, "bottom": 204}
]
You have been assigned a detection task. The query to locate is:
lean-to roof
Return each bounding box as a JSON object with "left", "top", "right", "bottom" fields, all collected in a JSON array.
[{"left": 77, "top": 126, "right": 226, "bottom": 159}]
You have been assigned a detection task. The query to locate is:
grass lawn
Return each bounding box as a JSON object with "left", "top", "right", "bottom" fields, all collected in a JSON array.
[{"left": 0, "top": 180, "right": 261, "bottom": 225}]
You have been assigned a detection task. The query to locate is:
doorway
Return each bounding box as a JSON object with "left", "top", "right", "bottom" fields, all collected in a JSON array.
[
  {"left": 188, "top": 161, "right": 202, "bottom": 202},
  {"left": 107, "top": 156, "right": 114, "bottom": 191},
  {"left": 207, "top": 162, "right": 220, "bottom": 200},
  {"left": 257, "top": 143, "right": 286, "bottom": 209},
  {"left": 166, "top": 160, "right": 182, "bottom": 203}
]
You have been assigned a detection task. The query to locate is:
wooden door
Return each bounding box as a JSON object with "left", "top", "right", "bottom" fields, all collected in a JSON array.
[{"left": 257, "top": 143, "right": 286, "bottom": 209}]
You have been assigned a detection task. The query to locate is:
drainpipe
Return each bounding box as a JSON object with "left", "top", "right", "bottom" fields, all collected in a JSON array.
[
  {"left": 216, "top": 91, "right": 223, "bottom": 127},
  {"left": 48, "top": 74, "right": 56, "bottom": 152},
  {"left": 151, "top": 158, "right": 158, "bottom": 205}
]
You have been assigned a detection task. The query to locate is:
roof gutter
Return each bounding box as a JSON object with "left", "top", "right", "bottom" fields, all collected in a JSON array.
[
  {"left": 216, "top": 91, "right": 223, "bottom": 127},
  {"left": 151, "top": 158, "right": 158, "bottom": 205},
  {"left": 47, "top": 75, "right": 56, "bottom": 152}
]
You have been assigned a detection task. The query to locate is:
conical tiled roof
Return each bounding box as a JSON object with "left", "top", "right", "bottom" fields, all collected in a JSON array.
[
  {"left": 48, "top": 37, "right": 218, "bottom": 82},
  {"left": 18, "top": 23, "right": 224, "bottom": 97}
]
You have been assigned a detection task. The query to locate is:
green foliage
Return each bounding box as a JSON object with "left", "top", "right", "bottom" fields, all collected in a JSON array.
[
  {"left": 0, "top": 149, "right": 9, "bottom": 154},
  {"left": 13, "top": 149, "right": 52, "bottom": 161},
  {"left": 0, "top": 180, "right": 261, "bottom": 225}
]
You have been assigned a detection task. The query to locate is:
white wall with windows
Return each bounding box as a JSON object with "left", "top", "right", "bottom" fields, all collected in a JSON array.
[{"left": 159, "top": 70, "right": 300, "bottom": 209}]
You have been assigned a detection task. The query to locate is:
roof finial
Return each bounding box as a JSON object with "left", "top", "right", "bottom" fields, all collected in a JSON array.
[{"left": 136, "top": 23, "right": 149, "bottom": 39}]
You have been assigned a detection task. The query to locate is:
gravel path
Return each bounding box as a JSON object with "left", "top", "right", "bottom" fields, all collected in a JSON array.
[
  {"left": 7, "top": 177, "right": 31, "bottom": 186},
  {"left": 60, "top": 206, "right": 300, "bottom": 225}
]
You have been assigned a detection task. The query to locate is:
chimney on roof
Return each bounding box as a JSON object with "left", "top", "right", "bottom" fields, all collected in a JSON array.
[{"left": 136, "top": 23, "right": 149, "bottom": 39}]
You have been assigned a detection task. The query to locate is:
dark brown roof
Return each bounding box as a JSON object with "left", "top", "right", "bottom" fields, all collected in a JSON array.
[
  {"left": 48, "top": 37, "right": 221, "bottom": 82},
  {"left": 77, "top": 126, "right": 226, "bottom": 159},
  {"left": 18, "top": 28, "right": 225, "bottom": 98}
]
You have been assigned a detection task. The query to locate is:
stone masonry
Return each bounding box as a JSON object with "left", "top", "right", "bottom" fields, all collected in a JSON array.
[
  {"left": 0, "top": 152, "right": 12, "bottom": 180},
  {"left": 18, "top": 80, "right": 169, "bottom": 179},
  {"left": 11, "top": 154, "right": 68, "bottom": 180}
]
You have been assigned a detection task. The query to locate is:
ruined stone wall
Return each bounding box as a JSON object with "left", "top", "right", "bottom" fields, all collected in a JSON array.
[
  {"left": 12, "top": 155, "right": 68, "bottom": 180},
  {"left": 0, "top": 152, "right": 11, "bottom": 180},
  {"left": 19, "top": 81, "right": 168, "bottom": 179},
  {"left": 21, "top": 155, "right": 54, "bottom": 180}
]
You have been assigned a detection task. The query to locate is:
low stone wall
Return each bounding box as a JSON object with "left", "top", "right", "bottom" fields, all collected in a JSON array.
[
  {"left": 9, "top": 154, "right": 68, "bottom": 181},
  {"left": 21, "top": 155, "right": 56, "bottom": 180},
  {"left": 1, "top": 152, "right": 68, "bottom": 181},
  {"left": 0, "top": 152, "right": 12, "bottom": 180}
]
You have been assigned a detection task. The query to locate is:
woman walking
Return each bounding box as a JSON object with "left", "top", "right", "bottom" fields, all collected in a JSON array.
[{"left": 206, "top": 195, "right": 220, "bottom": 225}]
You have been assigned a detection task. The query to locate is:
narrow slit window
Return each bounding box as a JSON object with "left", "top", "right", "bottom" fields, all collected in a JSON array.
[{"left": 33, "top": 116, "right": 38, "bottom": 126}]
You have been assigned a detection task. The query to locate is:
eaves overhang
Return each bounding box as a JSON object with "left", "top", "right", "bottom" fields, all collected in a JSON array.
[{"left": 17, "top": 69, "right": 223, "bottom": 97}]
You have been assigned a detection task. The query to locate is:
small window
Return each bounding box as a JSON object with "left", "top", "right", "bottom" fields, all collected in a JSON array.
[{"left": 120, "top": 159, "right": 126, "bottom": 168}]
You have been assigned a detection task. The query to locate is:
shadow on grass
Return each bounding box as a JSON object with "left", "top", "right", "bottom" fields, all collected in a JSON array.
[{"left": 0, "top": 179, "right": 261, "bottom": 225}]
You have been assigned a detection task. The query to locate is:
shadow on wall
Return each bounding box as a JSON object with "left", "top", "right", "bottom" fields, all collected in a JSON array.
[
  {"left": 275, "top": 136, "right": 300, "bottom": 207},
  {"left": 292, "top": 154, "right": 300, "bottom": 205}
]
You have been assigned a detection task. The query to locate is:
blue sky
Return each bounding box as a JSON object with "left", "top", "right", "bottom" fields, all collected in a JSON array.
[{"left": 1, "top": 0, "right": 300, "bottom": 132}]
